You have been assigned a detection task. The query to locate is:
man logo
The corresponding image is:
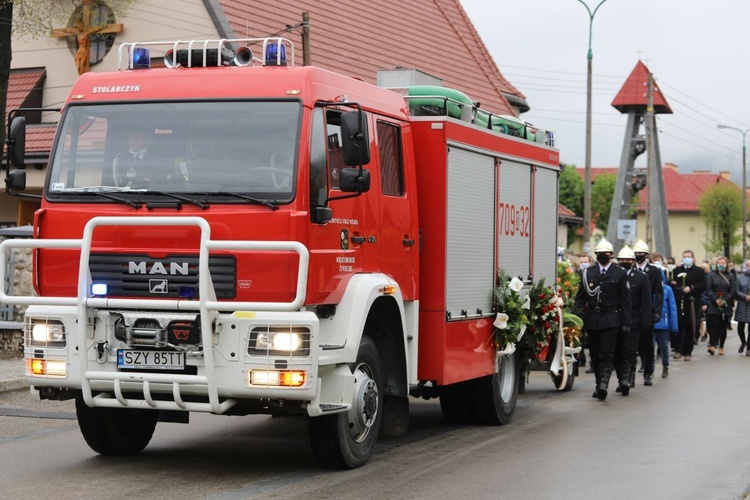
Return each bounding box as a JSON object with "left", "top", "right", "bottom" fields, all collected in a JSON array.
[{"left": 149, "top": 279, "right": 168, "bottom": 294}]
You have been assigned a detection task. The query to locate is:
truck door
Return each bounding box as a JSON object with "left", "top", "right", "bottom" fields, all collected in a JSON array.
[
  {"left": 307, "top": 108, "right": 375, "bottom": 303},
  {"left": 374, "top": 120, "right": 416, "bottom": 299}
]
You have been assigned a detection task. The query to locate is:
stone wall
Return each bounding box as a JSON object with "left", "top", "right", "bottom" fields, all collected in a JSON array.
[{"left": 1, "top": 244, "right": 33, "bottom": 353}]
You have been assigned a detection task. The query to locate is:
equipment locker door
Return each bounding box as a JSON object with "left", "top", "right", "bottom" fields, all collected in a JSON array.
[{"left": 497, "top": 159, "right": 532, "bottom": 282}]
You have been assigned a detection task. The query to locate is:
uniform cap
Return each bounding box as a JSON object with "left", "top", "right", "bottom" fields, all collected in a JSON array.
[
  {"left": 594, "top": 238, "right": 614, "bottom": 253},
  {"left": 618, "top": 245, "right": 636, "bottom": 260},
  {"left": 633, "top": 239, "right": 649, "bottom": 253}
]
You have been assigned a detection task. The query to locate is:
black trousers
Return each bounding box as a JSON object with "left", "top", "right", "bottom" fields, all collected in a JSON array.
[
  {"left": 707, "top": 314, "right": 728, "bottom": 348},
  {"left": 637, "top": 326, "right": 655, "bottom": 376},
  {"left": 678, "top": 316, "right": 697, "bottom": 356},
  {"left": 587, "top": 326, "right": 619, "bottom": 384},
  {"left": 614, "top": 326, "right": 640, "bottom": 383}
]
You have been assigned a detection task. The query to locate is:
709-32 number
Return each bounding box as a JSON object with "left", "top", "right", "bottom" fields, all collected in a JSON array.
[{"left": 498, "top": 202, "right": 530, "bottom": 238}]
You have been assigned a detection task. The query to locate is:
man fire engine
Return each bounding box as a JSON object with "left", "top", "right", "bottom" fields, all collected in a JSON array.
[{"left": 2, "top": 37, "right": 560, "bottom": 469}]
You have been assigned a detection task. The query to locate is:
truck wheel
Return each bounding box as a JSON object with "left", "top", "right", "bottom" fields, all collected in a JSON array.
[
  {"left": 471, "top": 350, "right": 519, "bottom": 425},
  {"left": 553, "top": 361, "right": 576, "bottom": 391},
  {"left": 439, "top": 381, "right": 474, "bottom": 423},
  {"left": 308, "top": 335, "right": 383, "bottom": 469},
  {"left": 75, "top": 395, "right": 158, "bottom": 455}
]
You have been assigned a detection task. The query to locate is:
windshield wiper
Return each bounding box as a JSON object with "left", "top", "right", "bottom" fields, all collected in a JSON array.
[
  {"left": 57, "top": 189, "right": 141, "bottom": 209},
  {"left": 193, "top": 192, "right": 279, "bottom": 211},
  {"left": 145, "top": 191, "right": 209, "bottom": 210}
]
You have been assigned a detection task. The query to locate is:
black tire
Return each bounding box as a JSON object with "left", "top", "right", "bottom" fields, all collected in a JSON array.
[
  {"left": 439, "top": 381, "right": 473, "bottom": 424},
  {"left": 308, "top": 335, "right": 383, "bottom": 469},
  {"left": 471, "top": 350, "right": 519, "bottom": 425},
  {"left": 75, "top": 395, "right": 158, "bottom": 455},
  {"left": 553, "top": 362, "right": 576, "bottom": 391}
]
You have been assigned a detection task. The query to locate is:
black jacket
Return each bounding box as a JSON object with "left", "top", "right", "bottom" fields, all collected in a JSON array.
[
  {"left": 576, "top": 264, "right": 632, "bottom": 330},
  {"left": 626, "top": 267, "right": 653, "bottom": 328},
  {"left": 637, "top": 262, "right": 664, "bottom": 323},
  {"left": 706, "top": 271, "right": 736, "bottom": 317},
  {"left": 670, "top": 264, "right": 707, "bottom": 320}
]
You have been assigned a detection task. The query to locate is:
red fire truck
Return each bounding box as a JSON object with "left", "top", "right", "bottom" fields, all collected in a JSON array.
[{"left": 2, "top": 38, "right": 560, "bottom": 469}]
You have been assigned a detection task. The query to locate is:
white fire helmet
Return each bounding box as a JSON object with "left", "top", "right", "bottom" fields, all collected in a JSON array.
[
  {"left": 633, "top": 239, "right": 650, "bottom": 254},
  {"left": 594, "top": 238, "right": 614, "bottom": 254},
  {"left": 618, "top": 245, "right": 636, "bottom": 260}
]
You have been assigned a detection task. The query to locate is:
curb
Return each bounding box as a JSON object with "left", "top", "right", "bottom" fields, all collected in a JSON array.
[{"left": 0, "top": 378, "right": 29, "bottom": 393}]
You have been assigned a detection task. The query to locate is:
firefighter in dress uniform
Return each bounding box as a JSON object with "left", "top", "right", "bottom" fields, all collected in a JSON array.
[
  {"left": 575, "top": 238, "right": 632, "bottom": 401},
  {"left": 633, "top": 239, "right": 663, "bottom": 386},
  {"left": 614, "top": 245, "right": 652, "bottom": 396}
]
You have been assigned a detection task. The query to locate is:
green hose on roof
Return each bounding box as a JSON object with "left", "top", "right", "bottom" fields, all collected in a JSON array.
[{"left": 407, "top": 85, "right": 473, "bottom": 119}]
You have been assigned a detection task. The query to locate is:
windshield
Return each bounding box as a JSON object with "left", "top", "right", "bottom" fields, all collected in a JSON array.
[{"left": 47, "top": 101, "right": 301, "bottom": 202}]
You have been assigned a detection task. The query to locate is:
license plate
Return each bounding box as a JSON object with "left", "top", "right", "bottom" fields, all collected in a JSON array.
[{"left": 117, "top": 350, "right": 185, "bottom": 371}]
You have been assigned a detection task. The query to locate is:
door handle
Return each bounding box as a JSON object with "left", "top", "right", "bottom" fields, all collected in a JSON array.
[{"left": 403, "top": 238, "right": 415, "bottom": 246}]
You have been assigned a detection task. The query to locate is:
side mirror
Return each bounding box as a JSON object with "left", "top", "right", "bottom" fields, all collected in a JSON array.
[
  {"left": 340, "top": 110, "right": 370, "bottom": 166},
  {"left": 312, "top": 206, "right": 332, "bottom": 224},
  {"left": 6, "top": 169, "right": 26, "bottom": 191},
  {"left": 339, "top": 167, "right": 370, "bottom": 193},
  {"left": 8, "top": 116, "right": 27, "bottom": 169}
]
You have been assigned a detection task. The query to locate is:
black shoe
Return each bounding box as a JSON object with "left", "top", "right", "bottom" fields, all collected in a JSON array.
[
  {"left": 644, "top": 377, "right": 653, "bottom": 386},
  {"left": 620, "top": 383, "right": 630, "bottom": 396},
  {"left": 594, "top": 388, "right": 607, "bottom": 400},
  {"left": 585, "top": 367, "right": 595, "bottom": 374},
  {"left": 740, "top": 343, "right": 746, "bottom": 354}
]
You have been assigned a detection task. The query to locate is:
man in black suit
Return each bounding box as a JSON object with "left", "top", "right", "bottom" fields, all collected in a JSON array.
[
  {"left": 615, "top": 245, "right": 652, "bottom": 396},
  {"left": 633, "top": 239, "right": 663, "bottom": 386},
  {"left": 670, "top": 249, "right": 707, "bottom": 361},
  {"left": 575, "top": 238, "right": 632, "bottom": 401},
  {"left": 113, "top": 122, "right": 172, "bottom": 187}
]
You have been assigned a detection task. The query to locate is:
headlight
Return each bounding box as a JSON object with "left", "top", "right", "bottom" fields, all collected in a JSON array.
[
  {"left": 29, "top": 319, "right": 66, "bottom": 347},
  {"left": 249, "top": 326, "right": 310, "bottom": 356}
]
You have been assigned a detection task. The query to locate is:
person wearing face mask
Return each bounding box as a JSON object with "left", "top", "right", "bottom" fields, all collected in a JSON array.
[
  {"left": 733, "top": 259, "right": 750, "bottom": 355},
  {"left": 669, "top": 250, "right": 707, "bottom": 361},
  {"left": 575, "top": 238, "right": 632, "bottom": 401},
  {"left": 632, "top": 240, "right": 663, "bottom": 386},
  {"left": 705, "top": 256, "right": 736, "bottom": 355},
  {"left": 613, "top": 246, "right": 652, "bottom": 395}
]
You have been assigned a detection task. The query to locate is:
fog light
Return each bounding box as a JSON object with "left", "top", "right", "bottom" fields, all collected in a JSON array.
[
  {"left": 249, "top": 370, "right": 306, "bottom": 387},
  {"left": 91, "top": 283, "right": 108, "bottom": 296},
  {"left": 29, "top": 359, "right": 45, "bottom": 375},
  {"left": 46, "top": 360, "right": 67, "bottom": 377}
]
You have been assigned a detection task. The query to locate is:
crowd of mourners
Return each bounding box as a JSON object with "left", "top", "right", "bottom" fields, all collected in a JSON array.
[{"left": 569, "top": 238, "right": 746, "bottom": 401}]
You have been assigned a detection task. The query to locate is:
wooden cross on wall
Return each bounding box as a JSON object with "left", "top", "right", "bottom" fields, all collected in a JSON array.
[{"left": 51, "top": 0, "right": 123, "bottom": 75}]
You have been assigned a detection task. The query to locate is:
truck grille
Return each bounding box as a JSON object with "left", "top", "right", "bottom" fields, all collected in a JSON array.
[{"left": 89, "top": 253, "right": 236, "bottom": 299}]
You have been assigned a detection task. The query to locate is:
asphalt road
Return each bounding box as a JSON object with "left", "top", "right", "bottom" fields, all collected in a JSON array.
[{"left": 2, "top": 337, "right": 750, "bottom": 500}]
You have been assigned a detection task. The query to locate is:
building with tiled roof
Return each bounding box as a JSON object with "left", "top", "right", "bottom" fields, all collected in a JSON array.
[
  {"left": 576, "top": 163, "right": 740, "bottom": 260},
  {"left": 3, "top": 0, "right": 530, "bottom": 226}
]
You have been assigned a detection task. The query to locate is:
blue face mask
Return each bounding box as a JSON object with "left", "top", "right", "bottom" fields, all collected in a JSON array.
[
  {"left": 683, "top": 257, "right": 693, "bottom": 267},
  {"left": 718, "top": 264, "right": 727, "bottom": 272},
  {"left": 579, "top": 262, "right": 590, "bottom": 271}
]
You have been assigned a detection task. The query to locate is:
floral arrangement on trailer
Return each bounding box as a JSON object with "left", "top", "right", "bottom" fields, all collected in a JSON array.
[{"left": 492, "top": 265, "right": 582, "bottom": 386}]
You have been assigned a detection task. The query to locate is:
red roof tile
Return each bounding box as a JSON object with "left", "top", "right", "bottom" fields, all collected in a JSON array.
[
  {"left": 558, "top": 204, "right": 576, "bottom": 217},
  {"left": 217, "top": 0, "right": 519, "bottom": 116},
  {"left": 25, "top": 125, "right": 57, "bottom": 154},
  {"left": 611, "top": 60, "right": 672, "bottom": 114},
  {"left": 7, "top": 68, "right": 45, "bottom": 111}
]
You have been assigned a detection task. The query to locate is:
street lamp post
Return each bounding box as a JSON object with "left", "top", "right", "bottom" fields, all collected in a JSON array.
[
  {"left": 576, "top": 0, "right": 608, "bottom": 253},
  {"left": 717, "top": 124, "right": 750, "bottom": 260}
]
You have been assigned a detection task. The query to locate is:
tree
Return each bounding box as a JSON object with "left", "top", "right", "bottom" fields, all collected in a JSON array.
[
  {"left": 559, "top": 163, "right": 584, "bottom": 216},
  {"left": 698, "top": 182, "right": 744, "bottom": 258},
  {"left": 591, "top": 173, "right": 617, "bottom": 234}
]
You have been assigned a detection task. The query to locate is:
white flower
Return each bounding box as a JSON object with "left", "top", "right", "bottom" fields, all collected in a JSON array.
[
  {"left": 677, "top": 273, "right": 687, "bottom": 279},
  {"left": 493, "top": 313, "right": 509, "bottom": 329},
  {"left": 509, "top": 277, "right": 524, "bottom": 292},
  {"left": 522, "top": 294, "right": 531, "bottom": 309},
  {"left": 517, "top": 324, "right": 527, "bottom": 341}
]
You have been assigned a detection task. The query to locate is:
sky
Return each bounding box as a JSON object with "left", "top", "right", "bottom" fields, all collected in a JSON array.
[{"left": 461, "top": 0, "right": 750, "bottom": 183}]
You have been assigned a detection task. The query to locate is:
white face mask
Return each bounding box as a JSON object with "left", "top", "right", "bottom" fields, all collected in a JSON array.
[
  {"left": 653, "top": 261, "right": 664, "bottom": 269},
  {"left": 579, "top": 262, "right": 590, "bottom": 270}
]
